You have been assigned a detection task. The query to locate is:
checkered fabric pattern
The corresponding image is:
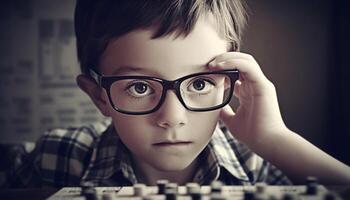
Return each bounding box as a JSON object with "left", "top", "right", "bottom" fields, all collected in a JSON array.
[{"left": 4, "top": 119, "right": 292, "bottom": 188}]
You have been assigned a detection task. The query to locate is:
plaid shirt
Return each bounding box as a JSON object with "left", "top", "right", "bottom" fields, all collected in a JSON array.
[{"left": 6, "top": 119, "right": 292, "bottom": 188}]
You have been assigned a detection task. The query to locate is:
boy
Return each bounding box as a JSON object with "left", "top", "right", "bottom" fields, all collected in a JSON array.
[{"left": 5, "top": 0, "right": 350, "bottom": 187}]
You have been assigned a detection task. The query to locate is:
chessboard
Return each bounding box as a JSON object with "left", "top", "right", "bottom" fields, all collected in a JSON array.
[{"left": 48, "top": 179, "right": 344, "bottom": 200}]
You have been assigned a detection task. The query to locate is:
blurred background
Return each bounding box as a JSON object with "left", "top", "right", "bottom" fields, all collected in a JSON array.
[{"left": 0, "top": 0, "right": 349, "bottom": 166}]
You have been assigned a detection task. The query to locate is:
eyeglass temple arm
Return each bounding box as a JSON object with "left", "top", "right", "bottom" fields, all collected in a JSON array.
[{"left": 89, "top": 69, "right": 102, "bottom": 85}]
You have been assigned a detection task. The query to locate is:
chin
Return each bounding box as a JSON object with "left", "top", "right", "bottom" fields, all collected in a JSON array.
[{"left": 150, "top": 156, "right": 196, "bottom": 172}]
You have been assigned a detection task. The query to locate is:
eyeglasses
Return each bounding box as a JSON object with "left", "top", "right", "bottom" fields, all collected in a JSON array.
[{"left": 90, "top": 69, "right": 239, "bottom": 115}]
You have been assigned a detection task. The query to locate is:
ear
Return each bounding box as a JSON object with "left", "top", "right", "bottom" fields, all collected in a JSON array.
[{"left": 76, "top": 74, "right": 110, "bottom": 116}]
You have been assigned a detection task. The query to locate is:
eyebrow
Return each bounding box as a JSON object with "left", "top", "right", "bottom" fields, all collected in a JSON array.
[
  {"left": 111, "top": 65, "right": 148, "bottom": 75},
  {"left": 111, "top": 64, "right": 210, "bottom": 76}
]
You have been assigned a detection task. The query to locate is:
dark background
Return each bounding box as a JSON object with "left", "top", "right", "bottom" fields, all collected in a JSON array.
[
  {"left": 242, "top": 0, "right": 350, "bottom": 165},
  {"left": 0, "top": 0, "right": 349, "bottom": 166}
]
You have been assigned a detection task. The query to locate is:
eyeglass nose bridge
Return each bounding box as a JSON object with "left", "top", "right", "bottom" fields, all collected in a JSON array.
[
  {"left": 162, "top": 79, "right": 181, "bottom": 92},
  {"left": 158, "top": 79, "right": 188, "bottom": 109}
]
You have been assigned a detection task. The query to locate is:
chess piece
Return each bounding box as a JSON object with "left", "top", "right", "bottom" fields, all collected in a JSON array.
[
  {"left": 305, "top": 176, "right": 318, "bottom": 195},
  {"left": 134, "top": 183, "right": 147, "bottom": 196},
  {"left": 211, "top": 181, "right": 224, "bottom": 193},
  {"left": 157, "top": 179, "right": 169, "bottom": 194}
]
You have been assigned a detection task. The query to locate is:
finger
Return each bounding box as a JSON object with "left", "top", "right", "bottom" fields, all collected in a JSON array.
[
  {"left": 219, "top": 105, "right": 236, "bottom": 125},
  {"left": 208, "top": 52, "right": 254, "bottom": 66},
  {"left": 233, "top": 80, "right": 241, "bottom": 98},
  {"left": 209, "top": 58, "right": 266, "bottom": 84}
]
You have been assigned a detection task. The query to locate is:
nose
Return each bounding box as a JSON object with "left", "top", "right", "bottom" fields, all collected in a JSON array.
[{"left": 155, "top": 91, "right": 187, "bottom": 129}]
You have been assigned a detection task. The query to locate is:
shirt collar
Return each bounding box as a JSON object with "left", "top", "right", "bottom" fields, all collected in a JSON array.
[
  {"left": 193, "top": 124, "right": 250, "bottom": 183},
  {"left": 82, "top": 120, "right": 249, "bottom": 185}
]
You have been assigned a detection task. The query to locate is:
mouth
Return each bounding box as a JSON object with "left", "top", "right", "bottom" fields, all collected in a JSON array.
[{"left": 152, "top": 141, "right": 193, "bottom": 147}]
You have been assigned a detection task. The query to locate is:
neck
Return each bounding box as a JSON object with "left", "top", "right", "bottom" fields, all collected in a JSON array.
[{"left": 132, "top": 156, "right": 199, "bottom": 186}]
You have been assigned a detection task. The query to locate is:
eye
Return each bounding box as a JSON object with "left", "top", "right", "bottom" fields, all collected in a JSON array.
[
  {"left": 193, "top": 79, "right": 206, "bottom": 90},
  {"left": 188, "top": 78, "right": 215, "bottom": 93},
  {"left": 126, "top": 81, "right": 154, "bottom": 97}
]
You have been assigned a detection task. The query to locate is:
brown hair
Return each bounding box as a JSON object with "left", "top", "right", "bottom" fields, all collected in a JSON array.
[{"left": 74, "top": 0, "right": 247, "bottom": 74}]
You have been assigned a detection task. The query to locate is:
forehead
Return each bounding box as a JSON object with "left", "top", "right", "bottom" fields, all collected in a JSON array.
[{"left": 99, "top": 17, "right": 228, "bottom": 79}]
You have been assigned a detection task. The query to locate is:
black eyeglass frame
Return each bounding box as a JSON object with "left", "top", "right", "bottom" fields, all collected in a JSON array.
[{"left": 90, "top": 69, "right": 239, "bottom": 115}]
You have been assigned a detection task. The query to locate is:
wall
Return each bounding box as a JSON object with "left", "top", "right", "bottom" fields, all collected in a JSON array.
[
  {"left": 241, "top": 0, "right": 350, "bottom": 165},
  {"left": 0, "top": 0, "right": 105, "bottom": 142}
]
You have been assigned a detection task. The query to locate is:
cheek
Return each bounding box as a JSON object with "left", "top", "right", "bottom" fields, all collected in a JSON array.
[
  {"left": 187, "top": 110, "right": 220, "bottom": 139},
  {"left": 106, "top": 97, "right": 150, "bottom": 137},
  {"left": 110, "top": 113, "right": 151, "bottom": 149}
]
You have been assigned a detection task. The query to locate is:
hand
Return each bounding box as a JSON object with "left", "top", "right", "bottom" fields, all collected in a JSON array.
[
  {"left": 209, "top": 52, "right": 350, "bottom": 184},
  {"left": 209, "top": 52, "right": 288, "bottom": 147}
]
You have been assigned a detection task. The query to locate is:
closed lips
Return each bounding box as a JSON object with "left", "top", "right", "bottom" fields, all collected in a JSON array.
[{"left": 153, "top": 141, "right": 192, "bottom": 146}]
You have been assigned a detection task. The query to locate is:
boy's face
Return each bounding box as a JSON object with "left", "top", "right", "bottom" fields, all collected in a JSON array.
[{"left": 97, "top": 17, "right": 228, "bottom": 172}]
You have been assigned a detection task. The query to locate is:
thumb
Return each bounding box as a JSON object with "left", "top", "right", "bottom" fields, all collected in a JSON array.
[
  {"left": 219, "top": 105, "right": 236, "bottom": 126},
  {"left": 220, "top": 105, "right": 243, "bottom": 141}
]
